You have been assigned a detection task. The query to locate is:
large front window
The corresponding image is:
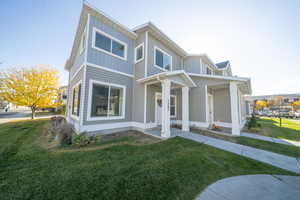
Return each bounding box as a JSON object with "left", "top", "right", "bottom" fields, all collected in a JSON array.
[
  {"left": 89, "top": 81, "right": 125, "bottom": 119},
  {"left": 93, "top": 28, "right": 127, "bottom": 60},
  {"left": 155, "top": 47, "right": 172, "bottom": 70},
  {"left": 72, "top": 83, "right": 81, "bottom": 116}
]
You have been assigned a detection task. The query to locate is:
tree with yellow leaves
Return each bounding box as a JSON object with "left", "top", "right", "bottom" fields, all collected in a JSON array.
[
  {"left": 0, "top": 66, "right": 61, "bottom": 119},
  {"left": 255, "top": 100, "right": 267, "bottom": 111}
]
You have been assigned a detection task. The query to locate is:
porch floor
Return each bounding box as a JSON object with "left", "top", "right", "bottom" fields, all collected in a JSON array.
[{"left": 144, "top": 127, "right": 188, "bottom": 138}]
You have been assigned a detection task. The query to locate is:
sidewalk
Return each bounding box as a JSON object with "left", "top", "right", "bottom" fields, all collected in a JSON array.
[
  {"left": 241, "top": 132, "right": 300, "bottom": 147},
  {"left": 197, "top": 174, "right": 300, "bottom": 200},
  {"left": 179, "top": 132, "right": 300, "bottom": 174}
]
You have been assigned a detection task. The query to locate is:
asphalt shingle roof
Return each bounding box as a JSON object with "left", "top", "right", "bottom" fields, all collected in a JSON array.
[{"left": 216, "top": 61, "right": 230, "bottom": 69}]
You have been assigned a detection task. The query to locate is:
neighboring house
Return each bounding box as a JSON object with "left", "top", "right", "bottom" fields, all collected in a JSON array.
[
  {"left": 246, "top": 93, "right": 300, "bottom": 111},
  {"left": 65, "top": 2, "right": 252, "bottom": 137}
]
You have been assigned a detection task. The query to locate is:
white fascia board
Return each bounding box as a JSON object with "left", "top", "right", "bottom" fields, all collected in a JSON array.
[{"left": 188, "top": 73, "right": 250, "bottom": 82}]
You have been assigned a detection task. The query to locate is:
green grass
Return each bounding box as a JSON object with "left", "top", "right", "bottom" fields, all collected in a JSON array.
[
  {"left": 254, "top": 117, "right": 300, "bottom": 142},
  {"left": 193, "top": 129, "right": 300, "bottom": 158},
  {"left": 0, "top": 120, "right": 296, "bottom": 200}
]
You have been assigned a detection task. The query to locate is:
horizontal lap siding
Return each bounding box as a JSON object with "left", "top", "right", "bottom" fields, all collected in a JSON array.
[
  {"left": 213, "top": 88, "right": 231, "bottom": 123},
  {"left": 82, "top": 66, "right": 133, "bottom": 125},
  {"left": 184, "top": 57, "right": 201, "bottom": 74},
  {"left": 87, "top": 16, "right": 134, "bottom": 75},
  {"left": 134, "top": 32, "right": 146, "bottom": 79},
  {"left": 132, "top": 80, "right": 145, "bottom": 123},
  {"left": 70, "top": 45, "right": 85, "bottom": 78},
  {"left": 190, "top": 77, "right": 230, "bottom": 122}
]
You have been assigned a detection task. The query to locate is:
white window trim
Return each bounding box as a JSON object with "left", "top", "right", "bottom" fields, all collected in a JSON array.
[
  {"left": 79, "top": 28, "right": 86, "bottom": 55},
  {"left": 154, "top": 46, "right": 173, "bottom": 71},
  {"left": 134, "top": 42, "right": 144, "bottom": 64},
  {"left": 70, "top": 80, "right": 82, "bottom": 121},
  {"left": 87, "top": 79, "right": 126, "bottom": 121},
  {"left": 92, "top": 27, "right": 128, "bottom": 61}
]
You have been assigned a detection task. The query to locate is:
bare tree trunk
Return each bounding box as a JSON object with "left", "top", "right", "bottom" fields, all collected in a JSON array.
[{"left": 31, "top": 107, "right": 36, "bottom": 119}]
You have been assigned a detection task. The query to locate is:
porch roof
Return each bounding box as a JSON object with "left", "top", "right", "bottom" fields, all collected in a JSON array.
[{"left": 137, "top": 70, "right": 196, "bottom": 87}]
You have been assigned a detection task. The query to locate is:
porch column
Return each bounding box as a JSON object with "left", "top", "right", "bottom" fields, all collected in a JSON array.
[
  {"left": 230, "top": 82, "right": 240, "bottom": 136},
  {"left": 161, "top": 79, "right": 171, "bottom": 138},
  {"left": 182, "top": 86, "right": 190, "bottom": 131}
]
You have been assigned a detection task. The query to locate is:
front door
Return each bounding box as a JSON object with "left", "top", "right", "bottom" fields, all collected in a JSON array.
[{"left": 156, "top": 94, "right": 162, "bottom": 125}]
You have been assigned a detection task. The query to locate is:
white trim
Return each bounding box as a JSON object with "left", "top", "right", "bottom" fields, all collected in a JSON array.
[
  {"left": 143, "top": 83, "right": 147, "bottom": 124},
  {"left": 132, "top": 22, "right": 187, "bottom": 57},
  {"left": 84, "top": 14, "right": 90, "bottom": 63},
  {"left": 188, "top": 73, "right": 250, "bottom": 82},
  {"left": 181, "top": 86, "right": 190, "bottom": 131},
  {"left": 92, "top": 27, "right": 128, "bottom": 61},
  {"left": 70, "top": 80, "right": 82, "bottom": 121},
  {"left": 86, "top": 62, "right": 134, "bottom": 78},
  {"left": 86, "top": 79, "right": 126, "bottom": 121},
  {"left": 207, "top": 93, "right": 214, "bottom": 124},
  {"left": 70, "top": 64, "right": 85, "bottom": 82},
  {"left": 80, "top": 65, "right": 87, "bottom": 126},
  {"left": 83, "top": 2, "right": 137, "bottom": 39},
  {"left": 205, "top": 85, "right": 209, "bottom": 123},
  {"left": 79, "top": 27, "right": 86, "bottom": 55},
  {"left": 144, "top": 31, "right": 148, "bottom": 77},
  {"left": 230, "top": 81, "right": 240, "bottom": 136},
  {"left": 81, "top": 122, "right": 132, "bottom": 132},
  {"left": 154, "top": 46, "right": 173, "bottom": 71},
  {"left": 134, "top": 42, "right": 144, "bottom": 64},
  {"left": 80, "top": 121, "right": 157, "bottom": 132}
]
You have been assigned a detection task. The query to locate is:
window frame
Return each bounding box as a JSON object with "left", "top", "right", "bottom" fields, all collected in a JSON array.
[
  {"left": 87, "top": 79, "right": 126, "bottom": 121},
  {"left": 170, "top": 95, "right": 176, "bottom": 118},
  {"left": 154, "top": 46, "right": 172, "bottom": 71},
  {"left": 92, "top": 27, "right": 128, "bottom": 61},
  {"left": 71, "top": 81, "right": 82, "bottom": 120},
  {"left": 134, "top": 42, "right": 144, "bottom": 64}
]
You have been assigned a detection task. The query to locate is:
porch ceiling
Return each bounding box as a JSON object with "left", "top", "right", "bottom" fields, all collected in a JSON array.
[{"left": 137, "top": 70, "right": 196, "bottom": 87}]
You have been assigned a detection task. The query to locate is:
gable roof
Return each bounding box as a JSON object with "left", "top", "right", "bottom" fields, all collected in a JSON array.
[
  {"left": 216, "top": 60, "right": 230, "bottom": 70},
  {"left": 132, "top": 22, "right": 187, "bottom": 57},
  {"left": 65, "top": 2, "right": 137, "bottom": 70}
]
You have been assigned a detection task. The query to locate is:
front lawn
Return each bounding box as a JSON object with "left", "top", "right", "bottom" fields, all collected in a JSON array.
[
  {"left": 0, "top": 120, "right": 295, "bottom": 200},
  {"left": 254, "top": 117, "right": 300, "bottom": 142},
  {"left": 193, "top": 129, "right": 300, "bottom": 158}
]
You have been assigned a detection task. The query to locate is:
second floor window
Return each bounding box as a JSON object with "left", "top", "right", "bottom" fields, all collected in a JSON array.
[
  {"left": 155, "top": 47, "right": 172, "bottom": 70},
  {"left": 72, "top": 83, "right": 81, "bottom": 117},
  {"left": 93, "top": 28, "right": 127, "bottom": 60},
  {"left": 135, "top": 43, "right": 144, "bottom": 63}
]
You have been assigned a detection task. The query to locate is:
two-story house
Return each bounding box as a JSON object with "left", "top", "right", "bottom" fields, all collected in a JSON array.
[{"left": 65, "top": 2, "right": 252, "bottom": 138}]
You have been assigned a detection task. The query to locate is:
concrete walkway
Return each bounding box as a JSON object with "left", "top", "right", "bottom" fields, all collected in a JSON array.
[
  {"left": 197, "top": 174, "right": 300, "bottom": 200},
  {"left": 179, "top": 132, "right": 300, "bottom": 174},
  {"left": 241, "top": 132, "right": 300, "bottom": 147}
]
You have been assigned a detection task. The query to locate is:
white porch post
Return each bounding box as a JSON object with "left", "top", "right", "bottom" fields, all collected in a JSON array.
[
  {"left": 230, "top": 82, "right": 240, "bottom": 136},
  {"left": 182, "top": 86, "right": 190, "bottom": 131},
  {"left": 161, "top": 79, "right": 171, "bottom": 138}
]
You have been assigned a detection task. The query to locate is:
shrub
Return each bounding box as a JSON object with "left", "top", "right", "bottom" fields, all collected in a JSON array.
[
  {"left": 72, "top": 132, "right": 98, "bottom": 147},
  {"left": 45, "top": 116, "right": 74, "bottom": 146},
  {"left": 246, "top": 114, "right": 261, "bottom": 130}
]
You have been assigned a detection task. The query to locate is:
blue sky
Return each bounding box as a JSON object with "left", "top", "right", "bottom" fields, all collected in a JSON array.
[{"left": 1, "top": 0, "right": 299, "bottom": 95}]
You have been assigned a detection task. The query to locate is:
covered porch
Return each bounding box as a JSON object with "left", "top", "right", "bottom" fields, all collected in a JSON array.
[{"left": 137, "top": 70, "right": 196, "bottom": 138}]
